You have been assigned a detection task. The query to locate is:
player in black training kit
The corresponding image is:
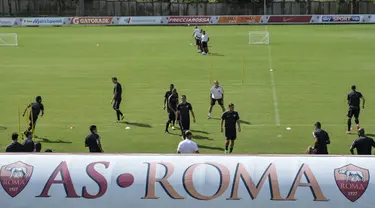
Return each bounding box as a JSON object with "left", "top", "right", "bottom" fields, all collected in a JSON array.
[
  {"left": 221, "top": 103, "right": 241, "bottom": 154},
  {"left": 166, "top": 89, "right": 179, "bottom": 133},
  {"left": 346, "top": 85, "right": 365, "bottom": 134},
  {"left": 350, "top": 128, "right": 375, "bottom": 155},
  {"left": 307, "top": 122, "right": 330, "bottom": 154},
  {"left": 163, "top": 84, "right": 177, "bottom": 128},
  {"left": 22, "top": 96, "right": 44, "bottom": 135},
  {"left": 111, "top": 77, "right": 124, "bottom": 122},
  {"left": 177, "top": 95, "right": 196, "bottom": 138}
]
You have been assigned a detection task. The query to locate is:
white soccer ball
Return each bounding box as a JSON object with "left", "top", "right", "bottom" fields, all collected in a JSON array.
[
  {"left": 188, "top": 24, "right": 190, "bottom": 26},
  {"left": 96, "top": 44, "right": 99, "bottom": 46},
  {"left": 270, "top": 69, "right": 273, "bottom": 72},
  {"left": 286, "top": 127, "right": 292, "bottom": 131},
  {"left": 198, "top": 50, "right": 201, "bottom": 53}
]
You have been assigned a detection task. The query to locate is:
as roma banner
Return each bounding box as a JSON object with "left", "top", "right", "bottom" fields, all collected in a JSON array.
[
  {"left": 0, "top": 154, "right": 374, "bottom": 208},
  {"left": 266, "top": 15, "right": 312, "bottom": 24},
  {"left": 217, "top": 16, "right": 261, "bottom": 24}
]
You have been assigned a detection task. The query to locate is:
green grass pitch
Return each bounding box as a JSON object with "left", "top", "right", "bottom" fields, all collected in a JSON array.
[{"left": 0, "top": 25, "right": 375, "bottom": 154}]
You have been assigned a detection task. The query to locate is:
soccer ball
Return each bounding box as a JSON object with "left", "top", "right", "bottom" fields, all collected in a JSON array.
[{"left": 197, "top": 50, "right": 201, "bottom": 53}]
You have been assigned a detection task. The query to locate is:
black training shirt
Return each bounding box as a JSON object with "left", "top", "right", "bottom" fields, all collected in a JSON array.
[
  {"left": 168, "top": 94, "right": 178, "bottom": 111},
  {"left": 221, "top": 111, "right": 240, "bottom": 129},
  {"left": 85, "top": 133, "right": 102, "bottom": 152},
  {"left": 177, "top": 102, "right": 192, "bottom": 120},
  {"left": 30, "top": 102, "right": 44, "bottom": 117},
  {"left": 114, "top": 83, "right": 122, "bottom": 100},
  {"left": 22, "top": 139, "right": 35, "bottom": 152},
  {"left": 348, "top": 91, "right": 363, "bottom": 109},
  {"left": 352, "top": 136, "right": 375, "bottom": 155},
  {"left": 5, "top": 142, "right": 24, "bottom": 152},
  {"left": 313, "top": 129, "right": 330, "bottom": 154}
]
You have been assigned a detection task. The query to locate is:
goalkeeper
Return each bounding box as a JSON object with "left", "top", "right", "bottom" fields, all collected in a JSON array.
[{"left": 23, "top": 96, "right": 44, "bottom": 135}]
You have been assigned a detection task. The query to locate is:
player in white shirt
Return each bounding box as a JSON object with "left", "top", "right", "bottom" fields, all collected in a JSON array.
[
  {"left": 201, "top": 30, "right": 209, "bottom": 55},
  {"left": 177, "top": 130, "right": 199, "bottom": 154},
  {"left": 192, "top": 27, "right": 202, "bottom": 53},
  {"left": 208, "top": 80, "right": 225, "bottom": 119}
]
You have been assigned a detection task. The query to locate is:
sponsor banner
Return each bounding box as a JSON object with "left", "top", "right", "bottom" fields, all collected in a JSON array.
[
  {"left": 0, "top": 18, "right": 16, "bottom": 26},
  {"left": 319, "top": 15, "right": 362, "bottom": 23},
  {"left": 217, "top": 16, "right": 261, "bottom": 24},
  {"left": 267, "top": 15, "right": 312, "bottom": 23},
  {"left": 168, "top": 16, "right": 211, "bottom": 24},
  {"left": 118, "top": 16, "right": 163, "bottom": 25},
  {"left": 0, "top": 154, "right": 374, "bottom": 207},
  {"left": 70, "top": 17, "right": 113, "bottom": 25},
  {"left": 22, "top": 18, "right": 64, "bottom": 26}
]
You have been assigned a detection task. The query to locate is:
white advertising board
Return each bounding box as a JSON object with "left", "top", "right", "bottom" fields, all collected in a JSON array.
[
  {"left": 0, "top": 154, "right": 373, "bottom": 208},
  {"left": 0, "top": 18, "right": 16, "bottom": 26},
  {"left": 118, "top": 17, "right": 163, "bottom": 25},
  {"left": 22, "top": 18, "right": 65, "bottom": 26}
]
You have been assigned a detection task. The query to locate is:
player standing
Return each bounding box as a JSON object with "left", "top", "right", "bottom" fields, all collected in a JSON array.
[
  {"left": 192, "top": 26, "right": 201, "bottom": 52},
  {"left": 163, "top": 84, "right": 175, "bottom": 110},
  {"left": 208, "top": 80, "right": 225, "bottom": 119},
  {"left": 346, "top": 85, "right": 365, "bottom": 134},
  {"left": 111, "top": 77, "right": 124, "bottom": 122},
  {"left": 177, "top": 95, "right": 196, "bottom": 138},
  {"left": 350, "top": 128, "right": 375, "bottom": 155},
  {"left": 166, "top": 89, "right": 179, "bottom": 133},
  {"left": 221, "top": 103, "right": 241, "bottom": 154},
  {"left": 177, "top": 130, "right": 199, "bottom": 154},
  {"left": 22, "top": 96, "right": 44, "bottom": 135},
  {"left": 201, "top": 30, "right": 209, "bottom": 55},
  {"left": 85, "top": 125, "right": 104, "bottom": 153},
  {"left": 307, "top": 122, "right": 330, "bottom": 154}
]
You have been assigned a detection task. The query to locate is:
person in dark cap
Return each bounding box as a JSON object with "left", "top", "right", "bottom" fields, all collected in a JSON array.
[
  {"left": 5, "top": 133, "right": 24, "bottom": 152},
  {"left": 22, "top": 96, "right": 44, "bottom": 135},
  {"left": 85, "top": 125, "right": 104, "bottom": 153},
  {"left": 307, "top": 122, "right": 330, "bottom": 154},
  {"left": 350, "top": 128, "right": 375, "bottom": 155}
]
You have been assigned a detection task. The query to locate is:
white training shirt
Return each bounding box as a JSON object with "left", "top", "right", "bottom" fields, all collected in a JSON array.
[
  {"left": 211, "top": 86, "right": 224, "bottom": 99},
  {"left": 195, "top": 31, "right": 202, "bottom": 40},
  {"left": 194, "top": 28, "right": 200, "bottom": 37},
  {"left": 201, "top": 34, "right": 209, "bottom": 42},
  {"left": 177, "top": 139, "right": 199, "bottom": 154}
]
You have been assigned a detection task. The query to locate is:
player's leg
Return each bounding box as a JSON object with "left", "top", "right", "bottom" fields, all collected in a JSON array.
[
  {"left": 224, "top": 139, "right": 230, "bottom": 154},
  {"left": 113, "top": 101, "right": 120, "bottom": 121},
  {"left": 117, "top": 100, "right": 124, "bottom": 121},
  {"left": 354, "top": 109, "right": 360, "bottom": 130},
  {"left": 347, "top": 108, "right": 353, "bottom": 134},
  {"left": 208, "top": 99, "right": 216, "bottom": 119},
  {"left": 165, "top": 112, "right": 173, "bottom": 133},
  {"left": 229, "top": 139, "right": 235, "bottom": 153},
  {"left": 218, "top": 99, "right": 225, "bottom": 112}
]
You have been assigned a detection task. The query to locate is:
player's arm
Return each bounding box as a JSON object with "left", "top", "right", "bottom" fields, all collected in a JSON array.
[
  {"left": 312, "top": 132, "right": 319, "bottom": 147},
  {"left": 220, "top": 119, "right": 224, "bottom": 133},
  {"left": 194, "top": 144, "right": 199, "bottom": 154},
  {"left": 237, "top": 119, "right": 241, "bottom": 132},
  {"left": 163, "top": 94, "right": 167, "bottom": 110},
  {"left": 41, "top": 104, "right": 44, "bottom": 117},
  {"left": 112, "top": 84, "right": 120, "bottom": 102},
  {"left": 97, "top": 137, "right": 104, "bottom": 153},
  {"left": 349, "top": 140, "right": 357, "bottom": 155},
  {"left": 361, "top": 94, "right": 365, "bottom": 109},
  {"left": 177, "top": 143, "right": 182, "bottom": 154},
  {"left": 326, "top": 133, "right": 330, "bottom": 144},
  {"left": 22, "top": 104, "right": 31, "bottom": 117},
  {"left": 189, "top": 104, "right": 196, "bottom": 122}
]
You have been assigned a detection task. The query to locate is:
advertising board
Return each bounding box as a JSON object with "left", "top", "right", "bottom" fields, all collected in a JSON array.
[
  {"left": 0, "top": 18, "right": 16, "bottom": 26},
  {"left": 319, "top": 15, "right": 362, "bottom": 23},
  {"left": 118, "top": 17, "right": 163, "bottom": 25},
  {"left": 267, "top": 15, "right": 312, "bottom": 23},
  {"left": 0, "top": 154, "right": 374, "bottom": 208},
  {"left": 217, "top": 16, "right": 261, "bottom": 24},
  {"left": 70, "top": 17, "right": 113, "bottom": 25},
  {"left": 21, "top": 18, "right": 64, "bottom": 26},
  {"left": 168, "top": 16, "right": 211, "bottom": 24}
]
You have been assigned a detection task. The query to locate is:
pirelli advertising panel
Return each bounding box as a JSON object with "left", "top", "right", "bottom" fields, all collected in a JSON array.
[{"left": 0, "top": 154, "right": 373, "bottom": 208}]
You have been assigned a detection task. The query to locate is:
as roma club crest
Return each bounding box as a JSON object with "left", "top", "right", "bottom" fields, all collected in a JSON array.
[
  {"left": 0, "top": 161, "right": 34, "bottom": 197},
  {"left": 334, "top": 164, "right": 369, "bottom": 202}
]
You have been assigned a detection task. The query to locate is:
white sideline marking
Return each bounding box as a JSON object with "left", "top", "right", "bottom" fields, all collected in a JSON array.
[{"left": 265, "top": 26, "right": 280, "bottom": 126}]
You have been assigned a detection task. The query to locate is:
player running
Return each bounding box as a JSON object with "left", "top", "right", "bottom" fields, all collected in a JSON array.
[
  {"left": 192, "top": 27, "right": 202, "bottom": 53},
  {"left": 350, "top": 128, "right": 375, "bottom": 155},
  {"left": 208, "top": 80, "right": 225, "bottom": 119},
  {"left": 346, "top": 85, "right": 365, "bottom": 134},
  {"left": 165, "top": 88, "right": 179, "bottom": 133},
  {"left": 111, "top": 77, "right": 124, "bottom": 122},
  {"left": 177, "top": 95, "right": 196, "bottom": 138},
  {"left": 201, "top": 30, "right": 209, "bottom": 55},
  {"left": 22, "top": 96, "right": 44, "bottom": 136},
  {"left": 221, "top": 103, "right": 241, "bottom": 154}
]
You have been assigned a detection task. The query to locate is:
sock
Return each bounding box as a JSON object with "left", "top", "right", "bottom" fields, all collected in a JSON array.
[
  {"left": 118, "top": 110, "right": 123, "bottom": 117},
  {"left": 355, "top": 119, "right": 359, "bottom": 125},
  {"left": 172, "top": 120, "right": 175, "bottom": 126},
  {"left": 208, "top": 112, "right": 211, "bottom": 116},
  {"left": 347, "top": 119, "right": 352, "bottom": 131},
  {"left": 225, "top": 145, "right": 228, "bottom": 151},
  {"left": 165, "top": 122, "right": 170, "bottom": 132},
  {"left": 230, "top": 148, "right": 233, "bottom": 153}
]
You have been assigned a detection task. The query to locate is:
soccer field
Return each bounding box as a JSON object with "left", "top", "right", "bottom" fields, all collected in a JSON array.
[{"left": 0, "top": 25, "right": 374, "bottom": 154}]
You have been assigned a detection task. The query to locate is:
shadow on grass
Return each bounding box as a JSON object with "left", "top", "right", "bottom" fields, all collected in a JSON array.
[
  {"left": 199, "top": 145, "right": 224, "bottom": 152},
  {"left": 209, "top": 52, "right": 224, "bottom": 57},
  {"left": 38, "top": 137, "right": 72, "bottom": 144},
  {"left": 194, "top": 135, "right": 213, "bottom": 140},
  {"left": 0, "top": 126, "right": 7, "bottom": 131},
  {"left": 121, "top": 121, "right": 152, "bottom": 128},
  {"left": 191, "top": 129, "right": 209, "bottom": 134},
  {"left": 366, "top": 133, "right": 375, "bottom": 137}
]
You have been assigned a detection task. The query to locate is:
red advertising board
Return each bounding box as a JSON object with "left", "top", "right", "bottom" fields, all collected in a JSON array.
[
  {"left": 268, "top": 16, "right": 312, "bottom": 23},
  {"left": 70, "top": 17, "right": 113, "bottom": 25},
  {"left": 218, "top": 16, "right": 261, "bottom": 24},
  {"left": 168, "top": 16, "right": 211, "bottom": 24}
]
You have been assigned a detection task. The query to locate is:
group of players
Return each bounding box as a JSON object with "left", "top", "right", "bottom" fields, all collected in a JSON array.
[
  {"left": 192, "top": 26, "right": 210, "bottom": 55},
  {"left": 307, "top": 85, "right": 375, "bottom": 155},
  {"left": 163, "top": 81, "right": 241, "bottom": 154}
]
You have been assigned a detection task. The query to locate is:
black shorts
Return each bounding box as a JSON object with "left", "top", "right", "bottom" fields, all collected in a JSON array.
[
  {"left": 180, "top": 120, "right": 190, "bottom": 131},
  {"left": 225, "top": 128, "right": 237, "bottom": 140},
  {"left": 195, "top": 39, "right": 201, "bottom": 46},
  {"left": 168, "top": 111, "right": 176, "bottom": 121},
  {"left": 211, "top": 98, "right": 223, "bottom": 106},
  {"left": 348, "top": 107, "right": 360, "bottom": 119},
  {"left": 113, "top": 99, "right": 121, "bottom": 110},
  {"left": 202, "top": 41, "right": 208, "bottom": 48}
]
